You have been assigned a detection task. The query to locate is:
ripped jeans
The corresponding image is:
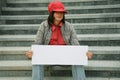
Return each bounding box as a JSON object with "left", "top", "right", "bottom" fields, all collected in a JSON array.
[{"left": 32, "top": 65, "right": 86, "bottom": 80}]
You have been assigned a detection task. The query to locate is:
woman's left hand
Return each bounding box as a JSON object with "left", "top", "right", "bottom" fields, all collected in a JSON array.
[{"left": 86, "top": 51, "right": 93, "bottom": 59}]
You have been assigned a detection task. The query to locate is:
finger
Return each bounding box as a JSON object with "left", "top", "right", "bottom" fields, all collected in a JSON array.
[{"left": 27, "top": 55, "right": 32, "bottom": 58}]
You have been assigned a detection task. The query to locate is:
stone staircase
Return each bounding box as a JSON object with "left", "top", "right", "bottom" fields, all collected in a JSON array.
[{"left": 0, "top": 0, "right": 120, "bottom": 80}]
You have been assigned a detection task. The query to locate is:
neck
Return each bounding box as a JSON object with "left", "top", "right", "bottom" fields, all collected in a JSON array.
[{"left": 54, "top": 20, "right": 60, "bottom": 26}]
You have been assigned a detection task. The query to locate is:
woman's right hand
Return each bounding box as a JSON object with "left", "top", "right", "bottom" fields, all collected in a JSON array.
[{"left": 25, "top": 50, "right": 33, "bottom": 59}]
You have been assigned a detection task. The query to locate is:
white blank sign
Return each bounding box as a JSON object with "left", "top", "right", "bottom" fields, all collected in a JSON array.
[{"left": 31, "top": 45, "right": 88, "bottom": 65}]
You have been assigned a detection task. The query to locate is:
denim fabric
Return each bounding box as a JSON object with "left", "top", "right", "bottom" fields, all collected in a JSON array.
[
  {"left": 32, "top": 65, "right": 86, "bottom": 80},
  {"left": 32, "top": 65, "right": 44, "bottom": 80},
  {"left": 72, "top": 65, "right": 86, "bottom": 80}
]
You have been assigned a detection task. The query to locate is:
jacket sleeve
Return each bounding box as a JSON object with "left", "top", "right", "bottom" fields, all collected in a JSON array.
[
  {"left": 34, "top": 23, "right": 44, "bottom": 45},
  {"left": 69, "top": 24, "right": 80, "bottom": 45}
]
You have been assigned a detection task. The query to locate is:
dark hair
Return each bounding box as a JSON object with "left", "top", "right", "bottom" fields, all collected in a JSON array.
[{"left": 47, "top": 11, "right": 65, "bottom": 27}]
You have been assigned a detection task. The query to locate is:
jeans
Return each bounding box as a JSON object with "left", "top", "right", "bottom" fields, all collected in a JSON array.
[{"left": 32, "top": 65, "right": 86, "bottom": 80}]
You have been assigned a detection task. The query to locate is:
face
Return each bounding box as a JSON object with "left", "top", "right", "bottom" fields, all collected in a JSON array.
[{"left": 53, "top": 12, "right": 64, "bottom": 22}]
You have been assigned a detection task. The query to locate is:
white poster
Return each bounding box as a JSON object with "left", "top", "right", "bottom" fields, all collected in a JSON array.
[{"left": 31, "top": 45, "right": 88, "bottom": 65}]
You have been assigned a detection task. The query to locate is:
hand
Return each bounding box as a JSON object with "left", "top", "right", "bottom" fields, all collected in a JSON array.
[
  {"left": 86, "top": 51, "right": 93, "bottom": 59},
  {"left": 25, "top": 50, "right": 33, "bottom": 59}
]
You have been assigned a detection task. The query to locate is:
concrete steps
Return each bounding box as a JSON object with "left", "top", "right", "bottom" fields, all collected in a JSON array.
[
  {"left": 3, "top": 4, "right": 120, "bottom": 11},
  {"left": 1, "top": 46, "right": 120, "bottom": 54},
  {"left": 6, "top": 0, "right": 109, "bottom": 3},
  {"left": 2, "top": 4, "right": 120, "bottom": 15},
  {"left": 0, "top": 23, "right": 120, "bottom": 30},
  {"left": 0, "top": 60, "right": 119, "bottom": 77},
  {"left": 0, "top": 58, "right": 120, "bottom": 77},
  {"left": 0, "top": 34, "right": 120, "bottom": 41},
  {"left": 0, "top": 13, "right": 120, "bottom": 24},
  {"left": 0, "top": 46, "right": 120, "bottom": 60},
  {"left": 1, "top": 13, "right": 120, "bottom": 20},
  {"left": 0, "top": 60, "right": 120, "bottom": 71},
  {"left": 0, "top": 77, "right": 119, "bottom": 80},
  {"left": 1, "top": 23, "right": 120, "bottom": 34},
  {"left": 0, "top": 0, "right": 120, "bottom": 79},
  {"left": 0, "top": 34, "right": 120, "bottom": 46},
  {"left": 6, "top": 0, "right": 120, "bottom": 5}
]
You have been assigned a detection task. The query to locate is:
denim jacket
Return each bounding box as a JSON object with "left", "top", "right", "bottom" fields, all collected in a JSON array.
[{"left": 34, "top": 20, "right": 79, "bottom": 45}]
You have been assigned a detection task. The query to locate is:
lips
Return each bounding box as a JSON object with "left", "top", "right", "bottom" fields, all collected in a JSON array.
[{"left": 57, "top": 16, "right": 62, "bottom": 18}]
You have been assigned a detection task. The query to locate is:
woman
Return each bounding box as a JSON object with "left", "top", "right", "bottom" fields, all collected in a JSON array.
[{"left": 26, "top": 1, "right": 92, "bottom": 80}]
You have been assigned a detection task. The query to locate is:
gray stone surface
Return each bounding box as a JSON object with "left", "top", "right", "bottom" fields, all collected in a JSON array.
[
  {"left": 1, "top": 13, "right": 120, "bottom": 20},
  {"left": 0, "top": 77, "right": 119, "bottom": 80},
  {"left": 6, "top": 0, "right": 107, "bottom": 3},
  {"left": 0, "top": 46, "right": 119, "bottom": 60},
  {"left": 0, "top": 34, "right": 120, "bottom": 41},
  {"left": 2, "top": 4, "right": 120, "bottom": 11},
  {"left": 0, "top": 0, "right": 120, "bottom": 79},
  {"left": 1, "top": 13, "right": 120, "bottom": 24},
  {"left": 0, "top": 0, "right": 6, "bottom": 24},
  {"left": 0, "top": 34, "right": 120, "bottom": 46},
  {"left": 0, "top": 46, "right": 120, "bottom": 54},
  {"left": 0, "top": 60, "right": 120, "bottom": 71}
]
